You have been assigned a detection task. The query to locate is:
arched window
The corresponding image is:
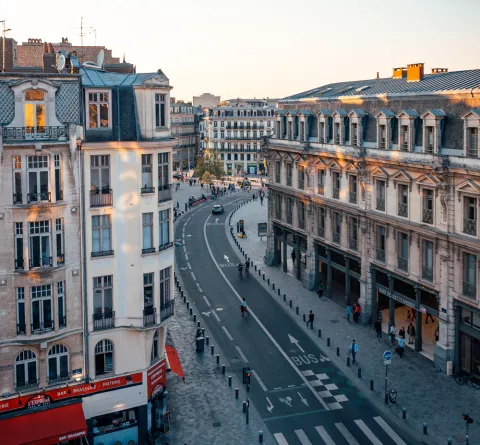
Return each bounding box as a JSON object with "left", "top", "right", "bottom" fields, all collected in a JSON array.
[
  {"left": 15, "top": 350, "right": 38, "bottom": 388},
  {"left": 24, "top": 89, "right": 46, "bottom": 132},
  {"left": 151, "top": 330, "right": 159, "bottom": 363},
  {"left": 47, "top": 344, "right": 69, "bottom": 382},
  {"left": 95, "top": 339, "right": 114, "bottom": 376}
]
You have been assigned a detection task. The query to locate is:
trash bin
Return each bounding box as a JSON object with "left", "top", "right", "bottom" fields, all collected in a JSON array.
[
  {"left": 388, "top": 389, "right": 397, "bottom": 404},
  {"left": 196, "top": 336, "right": 205, "bottom": 353}
]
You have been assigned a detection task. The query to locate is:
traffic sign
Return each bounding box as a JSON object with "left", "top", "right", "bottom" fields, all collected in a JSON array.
[{"left": 383, "top": 351, "right": 392, "bottom": 365}]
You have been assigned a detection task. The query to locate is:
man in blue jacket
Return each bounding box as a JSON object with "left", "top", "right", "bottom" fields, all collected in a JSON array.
[{"left": 350, "top": 339, "right": 359, "bottom": 364}]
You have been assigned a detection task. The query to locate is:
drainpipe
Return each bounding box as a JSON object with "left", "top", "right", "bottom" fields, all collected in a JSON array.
[{"left": 116, "top": 87, "right": 121, "bottom": 141}]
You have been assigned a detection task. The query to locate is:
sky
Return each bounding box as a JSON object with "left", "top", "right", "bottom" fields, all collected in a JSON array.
[{"left": 2, "top": 0, "right": 479, "bottom": 102}]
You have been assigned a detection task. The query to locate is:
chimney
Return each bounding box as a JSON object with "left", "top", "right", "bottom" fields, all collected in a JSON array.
[
  {"left": 407, "top": 63, "right": 424, "bottom": 82},
  {"left": 43, "top": 52, "right": 57, "bottom": 73},
  {"left": 431, "top": 68, "right": 448, "bottom": 75},
  {"left": 392, "top": 67, "right": 407, "bottom": 79},
  {"left": 376, "top": 72, "right": 379, "bottom": 79}
]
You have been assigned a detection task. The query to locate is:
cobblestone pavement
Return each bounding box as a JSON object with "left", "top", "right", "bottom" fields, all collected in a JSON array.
[
  {"left": 225, "top": 197, "right": 480, "bottom": 445},
  {"left": 161, "top": 233, "right": 274, "bottom": 443}
]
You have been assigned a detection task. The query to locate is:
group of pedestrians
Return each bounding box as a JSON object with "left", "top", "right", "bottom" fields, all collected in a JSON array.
[{"left": 345, "top": 302, "right": 361, "bottom": 323}]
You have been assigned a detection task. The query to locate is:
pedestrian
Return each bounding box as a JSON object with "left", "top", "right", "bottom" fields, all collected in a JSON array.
[
  {"left": 349, "top": 339, "right": 359, "bottom": 364},
  {"left": 240, "top": 298, "right": 250, "bottom": 317},
  {"left": 411, "top": 308, "right": 416, "bottom": 322},
  {"left": 407, "top": 309, "right": 411, "bottom": 321},
  {"left": 260, "top": 195, "right": 264, "bottom": 205},
  {"left": 354, "top": 303, "right": 361, "bottom": 323},
  {"left": 407, "top": 322, "right": 415, "bottom": 344},
  {"left": 306, "top": 310, "right": 314, "bottom": 329},
  {"left": 399, "top": 326, "right": 406, "bottom": 339},
  {"left": 425, "top": 313, "right": 435, "bottom": 324},
  {"left": 389, "top": 324, "right": 397, "bottom": 346},
  {"left": 291, "top": 250, "right": 296, "bottom": 264},
  {"left": 396, "top": 335, "right": 405, "bottom": 358},
  {"left": 434, "top": 326, "right": 439, "bottom": 342},
  {"left": 317, "top": 281, "right": 324, "bottom": 299},
  {"left": 377, "top": 310, "right": 383, "bottom": 322},
  {"left": 346, "top": 304, "right": 351, "bottom": 322},
  {"left": 374, "top": 319, "right": 382, "bottom": 340}
]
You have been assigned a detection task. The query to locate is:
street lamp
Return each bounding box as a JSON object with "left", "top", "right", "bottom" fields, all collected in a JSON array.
[{"left": 0, "top": 21, "right": 12, "bottom": 72}]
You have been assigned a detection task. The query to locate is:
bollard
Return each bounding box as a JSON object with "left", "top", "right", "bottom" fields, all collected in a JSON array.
[
  {"left": 206, "top": 336, "right": 209, "bottom": 346},
  {"left": 255, "top": 265, "right": 257, "bottom": 271},
  {"left": 197, "top": 321, "right": 200, "bottom": 328},
  {"left": 296, "top": 307, "right": 299, "bottom": 315},
  {"left": 370, "top": 380, "right": 374, "bottom": 391},
  {"left": 235, "top": 388, "right": 239, "bottom": 399},
  {"left": 183, "top": 295, "right": 186, "bottom": 303},
  {"left": 263, "top": 274, "right": 265, "bottom": 281},
  {"left": 250, "top": 261, "right": 253, "bottom": 267},
  {"left": 283, "top": 294, "right": 286, "bottom": 302},
  {"left": 190, "top": 308, "right": 193, "bottom": 316},
  {"left": 327, "top": 337, "right": 330, "bottom": 347},
  {"left": 267, "top": 278, "right": 270, "bottom": 285},
  {"left": 222, "top": 364, "right": 225, "bottom": 375},
  {"left": 318, "top": 329, "right": 322, "bottom": 338},
  {"left": 185, "top": 202, "right": 187, "bottom": 212},
  {"left": 278, "top": 289, "right": 280, "bottom": 296},
  {"left": 193, "top": 314, "right": 196, "bottom": 323},
  {"left": 272, "top": 283, "right": 275, "bottom": 290},
  {"left": 179, "top": 285, "right": 182, "bottom": 293},
  {"left": 423, "top": 423, "right": 428, "bottom": 435},
  {"left": 181, "top": 290, "right": 184, "bottom": 298},
  {"left": 258, "top": 270, "right": 261, "bottom": 276},
  {"left": 358, "top": 368, "right": 362, "bottom": 379},
  {"left": 259, "top": 431, "right": 263, "bottom": 443},
  {"left": 336, "top": 347, "right": 340, "bottom": 356},
  {"left": 228, "top": 376, "right": 232, "bottom": 387},
  {"left": 347, "top": 357, "right": 350, "bottom": 367},
  {"left": 187, "top": 301, "right": 190, "bottom": 310},
  {"left": 303, "top": 314, "right": 306, "bottom": 322},
  {"left": 202, "top": 328, "right": 205, "bottom": 337},
  {"left": 243, "top": 401, "right": 247, "bottom": 413},
  {"left": 289, "top": 300, "right": 292, "bottom": 308},
  {"left": 211, "top": 345, "right": 214, "bottom": 355},
  {"left": 216, "top": 354, "right": 220, "bottom": 365},
  {"left": 402, "top": 408, "right": 406, "bottom": 419},
  {"left": 447, "top": 439, "right": 452, "bottom": 445}
]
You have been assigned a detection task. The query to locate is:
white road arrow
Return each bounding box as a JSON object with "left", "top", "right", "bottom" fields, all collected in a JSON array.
[
  {"left": 215, "top": 218, "right": 219, "bottom": 223},
  {"left": 266, "top": 397, "right": 274, "bottom": 413},
  {"left": 297, "top": 392, "right": 309, "bottom": 407},
  {"left": 180, "top": 267, "right": 188, "bottom": 271},
  {"left": 288, "top": 334, "right": 305, "bottom": 353},
  {"left": 224, "top": 255, "right": 230, "bottom": 263}
]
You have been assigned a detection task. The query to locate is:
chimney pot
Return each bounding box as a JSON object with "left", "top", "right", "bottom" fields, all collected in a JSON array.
[
  {"left": 406, "top": 63, "right": 424, "bottom": 82},
  {"left": 393, "top": 67, "right": 407, "bottom": 79},
  {"left": 431, "top": 68, "right": 448, "bottom": 74}
]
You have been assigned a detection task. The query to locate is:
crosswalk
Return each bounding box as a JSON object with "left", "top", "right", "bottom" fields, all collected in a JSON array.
[{"left": 273, "top": 416, "right": 408, "bottom": 445}]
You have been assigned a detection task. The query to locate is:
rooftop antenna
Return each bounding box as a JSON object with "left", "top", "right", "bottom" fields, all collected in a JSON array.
[
  {"left": 1, "top": 20, "right": 12, "bottom": 72},
  {"left": 68, "top": 17, "right": 96, "bottom": 62}
]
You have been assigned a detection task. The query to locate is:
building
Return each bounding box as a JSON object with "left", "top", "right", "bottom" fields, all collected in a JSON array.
[
  {"left": 193, "top": 92, "right": 220, "bottom": 108},
  {"left": 170, "top": 99, "right": 202, "bottom": 171},
  {"left": 227, "top": 98, "right": 279, "bottom": 108},
  {"left": 0, "top": 37, "right": 18, "bottom": 71},
  {"left": 266, "top": 64, "right": 480, "bottom": 375},
  {"left": 205, "top": 103, "right": 277, "bottom": 176}
]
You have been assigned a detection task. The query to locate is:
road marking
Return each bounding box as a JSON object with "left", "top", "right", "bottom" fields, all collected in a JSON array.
[
  {"left": 212, "top": 310, "right": 221, "bottom": 322},
  {"left": 235, "top": 345, "right": 248, "bottom": 363},
  {"left": 203, "top": 213, "right": 330, "bottom": 411},
  {"left": 183, "top": 246, "right": 186, "bottom": 253},
  {"left": 302, "top": 370, "right": 314, "bottom": 377},
  {"left": 251, "top": 369, "right": 267, "bottom": 392},
  {"left": 202, "top": 295, "right": 211, "bottom": 307},
  {"left": 288, "top": 385, "right": 295, "bottom": 388},
  {"left": 264, "top": 409, "right": 325, "bottom": 422},
  {"left": 294, "top": 429, "right": 313, "bottom": 445},
  {"left": 185, "top": 254, "right": 189, "bottom": 260},
  {"left": 274, "top": 387, "right": 281, "bottom": 390},
  {"left": 187, "top": 262, "right": 192, "bottom": 269},
  {"left": 354, "top": 420, "right": 383, "bottom": 445},
  {"left": 196, "top": 283, "right": 203, "bottom": 292},
  {"left": 190, "top": 272, "right": 196, "bottom": 281},
  {"left": 335, "top": 422, "right": 360, "bottom": 445},
  {"left": 182, "top": 239, "right": 185, "bottom": 245},
  {"left": 373, "top": 417, "right": 407, "bottom": 445},
  {"left": 273, "top": 433, "right": 288, "bottom": 445},
  {"left": 222, "top": 326, "right": 234, "bottom": 341},
  {"left": 266, "top": 396, "right": 274, "bottom": 412},
  {"left": 315, "top": 426, "right": 336, "bottom": 445}
]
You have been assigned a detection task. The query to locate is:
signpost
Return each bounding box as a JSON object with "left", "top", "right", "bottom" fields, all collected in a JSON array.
[
  {"left": 258, "top": 222, "right": 267, "bottom": 238},
  {"left": 383, "top": 351, "right": 392, "bottom": 404}
]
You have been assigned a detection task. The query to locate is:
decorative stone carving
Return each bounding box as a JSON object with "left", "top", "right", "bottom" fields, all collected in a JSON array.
[{"left": 440, "top": 255, "right": 450, "bottom": 262}]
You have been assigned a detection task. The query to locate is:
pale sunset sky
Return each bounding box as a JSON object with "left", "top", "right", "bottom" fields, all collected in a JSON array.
[{"left": 2, "top": 0, "right": 479, "bottom": 102}]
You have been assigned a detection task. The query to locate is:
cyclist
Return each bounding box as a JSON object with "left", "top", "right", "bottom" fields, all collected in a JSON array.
[
  {"left": 238, "top": 262, "right": 243, "bottom": 278},
  {"left": 240, "top": 298, "right": 250, "bottom": 317},
  {"left": 244, "top": 260, "right": 250, "bottom": 276}
]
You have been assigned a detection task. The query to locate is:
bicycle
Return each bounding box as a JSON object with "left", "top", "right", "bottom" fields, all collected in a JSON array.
[
  {"left": 238, "top": 268, "right": 243, "bottom": 279},
  {"left": 455, "top": 372, "right": 480, "bottom": 389}
]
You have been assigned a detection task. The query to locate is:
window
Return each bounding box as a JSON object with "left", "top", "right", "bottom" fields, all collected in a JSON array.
[
  {"left": 155, "top": 94, "right": 166, "bottom": 128},
  {"left": 317, "top": 170, "right": 325, "bottom": 195},
  {"left": 16, "top": 288, "right": 26, "bottom": 334},
  {"left": 397, "top": 232, "right": 409, "bottom": 271},
  {"left": 90, "top": 156, "right": 111, "bottom": 206},
  {"left": 24, "top": 90, "right": 45, "bottom": 133},
  {"left": 287, "top": 197, "right": 293, "bottom": 224},
  {"left": 54, "top": 155, "right": 62, "bottom": 201},
  {"left": 286, "top": 164, "right": 292, "bottom": 187},
  {"left": 298, "top": 166, "right": 305, "bottom": 190},
  {"left": 14, "top": 222, "right": 24, "bottom": 270},
  {"left": 142, "top": 213, "right": 154, "bottom": 253},
  {"left": 320, "top": 122, "right": 326, "bottom": 143},
  {"left": 58, "top": 281, "right": 66, "bottom": 328},
  {"left": 159, "top": 209, "right": 170, "bottom": 247},
  {"left": 141, "top": 154, "right": 153, "bottom": 192},
  {"left": 27, "top": 156, "right": 50, "bottom": 203},
  {"left": 29, "top": 221, "right": 51, "bottom": 269},
  {"left": 158, "top": 153, "right": 170, "bottom": 188},
  {"left": 93, "top": 276, "right": 114, "bottom": 330},
  {"left": 401, "top": 126, "right": 409, "bottom": 150},
  {"left": 88, "top": 92, "right": 110, "bottom": 128},
  {"left": 332, "top": 212, "right": 341, "bottom": 244},
  {"left": 397, "top": 184, "right": 408, "bottom": 217},
  {"left": 463, "top": 197, "right": 477, "bottom": 236},
  {"left": 159, "top": 267, "right": 173, "bottom": 321},
  {"left": 379, "top": 125, "right": 386, "bottom": 148},
  {"left": 349, "top": 175, "right": 357, "bottom": 204},
  {"left": 426, "top": 126, "right": 434, "bottom": 153},
  {"left": 288, "top": 121, "right": 293, "bottom": 139},
  {"left": 92, "top": 215, "right": 112, "bottom": 257},
  {"left": 275, "top": 194, "right": 282, "bottom": 220},
  {"left": 332, "top": 172, "right": 340, "bottom": 199},
  {"left": 298, "top": 201, "right": 305, "bottom": 230},
  {"left": 467, "top": 128, "right": 478, "bottom": 157},
  {"left": 317, "top": 207, "right": 325, "bottom": 238},
  {"left": 349, "top": 217, "right": 358, "bottom": 250},
  {"left": 13, "top": 156, "right": 22, "bottom": 204},
  {"left": 55, "top": 218, "right": 64, "bottom": 265},
  {"left": 144, "top": 273, "right": 155, "bottom": 325},
  {"left": 95, "top": 340, "right": 114, "bottom": 376},
  {"left": 376, "top": 226, "right": 386, "bottom": 262},
  {"left": 422, "top": 240, "right": 434, "bottom": 281},
  {"left": 463, "top": 253, "right": 477, "bottom": 298},
  {"left": 422, "top": 189, "right": 434, "bottom": 224},
  {"left": 335, "top": 123, "right": 340, "bottom": 144},
  {"left": 300, "top": 122, "right": 305, "bottom": 140},
  {"left": 352, "top": 123, "right": 358, "bottom": 146},
  {"left": 47, "top": 344, "right": 69, "bottom": 382},
  {"left": 376, "top": 180, "right": 386, "bottom": 211},
  {"left": 31, "top": 284, "right": 53, "bottom": 332},
  {"left": 151, "top": 330, "right": 159, "bottom": 362},
  {"left": 15, "top": 350, "right": 38, "bottom": 389}
]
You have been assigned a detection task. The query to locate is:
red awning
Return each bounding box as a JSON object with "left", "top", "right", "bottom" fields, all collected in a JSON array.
[
  {"left": 166, "top": 344, "right": 185, "bottom": 379},
  {"left": 1, "top": 401, "right": 87, "bottom": 445}
]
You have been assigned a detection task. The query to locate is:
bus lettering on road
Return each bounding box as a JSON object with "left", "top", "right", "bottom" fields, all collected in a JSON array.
[{"left": 290, "top": 353, "right": 331, "bottom": 366}]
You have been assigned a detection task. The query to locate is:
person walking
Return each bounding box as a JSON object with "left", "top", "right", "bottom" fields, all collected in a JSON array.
[
  {"left": 399, "top": 326, "right": 406, "bottom": 339},
  {"left": 374, "top": 319, "right": 382, "bottom": 340},
  {"left": 291, "top": 250, "right": 296, "bottom": 264},
  {"left": 317, "top": 281, "right": 324, "bottom": 299},
  {"left": 240, "top": 298, "right": 250, "bottom": 317},
  {"left": 389, "top": 324, "right": 397, "bottom": 346},
  {"left": 349, "top": 340, "right": 359, "bottom": 364},
  {"left": 306, "top": 310, "right": 314, "bottom": 329},
  {"left": 396, "top": 335, "right": 405, "bottom": 358},
  {"left": 407, "top": 322, "right": 416, "bottom": 345},
  {"left": 346, "top": 304, "right": 351, "bottom": 323},
  {"left": 354, "top": 303, "right": 361, "bottom": 323}
]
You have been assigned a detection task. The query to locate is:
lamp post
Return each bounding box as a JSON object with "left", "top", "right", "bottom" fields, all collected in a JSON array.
[{"left": 1, "top": 21, "right": 12, "bottom": 72}]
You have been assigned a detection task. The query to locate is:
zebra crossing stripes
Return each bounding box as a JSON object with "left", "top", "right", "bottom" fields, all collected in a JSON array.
[
  {"left": 373, "top": 417, "right": 407, "bottom": 445},
  {"left": 315, "top": 426, "right": 336, "bottom": 445},
  {"left": 334, "top": 423, "right": 360, "bottom": 445},
  {"left": 294, "top": 429, "right": 312, "bottom": 445},
  {"left": 354, "top": 420, "right": 383, "bottom": 445},
  {"left": 274, "top": 433, "right": 289, "bottom": 445}
]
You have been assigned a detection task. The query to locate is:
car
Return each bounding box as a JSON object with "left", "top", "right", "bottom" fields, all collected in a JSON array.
[
  {"left": 173, "top": 173, "right": 182, "bottom": 179},
  {"left": 212, "top": 204, "right": 224, "bottom": 214}
]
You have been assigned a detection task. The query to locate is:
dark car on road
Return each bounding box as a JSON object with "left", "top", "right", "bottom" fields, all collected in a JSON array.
[{"left": 211, "top": 204, "right": 224, "bottom": 214}]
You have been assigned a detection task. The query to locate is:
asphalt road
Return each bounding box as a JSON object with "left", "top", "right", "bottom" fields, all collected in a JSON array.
[{"left": 175, "top": 192, "right": 416, "bottom": 445}]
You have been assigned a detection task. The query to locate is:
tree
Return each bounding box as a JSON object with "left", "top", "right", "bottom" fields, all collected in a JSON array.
[{"left": 195, "top": 150, "right": 225, "bottom": 179}]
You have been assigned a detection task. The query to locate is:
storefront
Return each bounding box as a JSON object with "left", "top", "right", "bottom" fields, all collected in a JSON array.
[
  {"left": 235, "top": 163, "right": 244, "bottom": 174},
  {"left": 272, "top": 224, "right": 307, "bottom": 282},
  {"left": 455, "top": 302, "right": 480, "bottom": 378},
  {"left": 90, "top": 407, "right": 140, "bottom": 445},
  {"left": 146, "top": 358, "right": 168, "bottom": 436},
  {"left": 247, "top": 163, "right": 257, "bottom": 175},
  {"left": 226, "top": 163, "right": 232, "bottom": 175}
]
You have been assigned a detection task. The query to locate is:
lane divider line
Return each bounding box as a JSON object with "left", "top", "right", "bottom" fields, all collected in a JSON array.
[
  {"left": 190, "top": 272, "right": 197, "bottom": 281},
  {"left": 251, "top": 369, "right": 268, "bottom": 392},
  {"left": 187, "top": 262, "right": 192, "bottom": 269},
  {"left": 212, "top": 310, "right": 221, "bottom": 322},
  {"left": 196, "top": 283, "right": 203, "bottom": 292},
  {"left": 222, "top": 326, "right": 234, "bottom": 341},
  {"left": 202, "top": 295, "right": 211, "bottom": 307},
  {"left": 235, "top": 345, "right": 249, "bottom": 363}
]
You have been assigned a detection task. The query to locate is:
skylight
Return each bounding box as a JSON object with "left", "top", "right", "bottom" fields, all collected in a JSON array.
[
  {"left": 355, "top": 85, "right": 371, "bottom": 92},
  {"left": 317, "top": 87, "right": 332, "bottom": 95},
  {"left": 338, "top": 86, "right": 353, "bottom": 93}
]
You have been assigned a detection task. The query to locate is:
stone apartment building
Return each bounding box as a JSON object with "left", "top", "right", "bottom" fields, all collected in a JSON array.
[{"left": 266, "top": 64, "right": 480, "bottom": 375}]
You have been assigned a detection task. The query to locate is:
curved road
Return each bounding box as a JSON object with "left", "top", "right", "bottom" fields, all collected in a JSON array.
[{"left": 175, "top": 192, "right": 415, "bottom": 445}]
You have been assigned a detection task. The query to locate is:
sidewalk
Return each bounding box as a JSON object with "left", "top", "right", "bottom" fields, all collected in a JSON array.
[{"left": 227, "top": 197, "right": 480, "bottom": 445}]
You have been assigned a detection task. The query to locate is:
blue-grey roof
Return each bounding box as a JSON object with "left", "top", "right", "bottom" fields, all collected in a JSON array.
[
  {"left": 318, "top": 109, "right": 333, "bottom": 116},
  {"left": 424, "top": 108, "right": 446, "bottom": 117},
  {"left": 334, "top": 109, "right": 348, "bottom": 117},
  {"left": 378, "top": 109, "right": 395, "bottom": 117},
  {"left": 397, "top": 109, "right": 419, "bottom": 118},
  {"left": 349, "top": 108, "right": 367, "bottom": 117},
  {"left": 79, "top": 67, "right": 157, "bottom": 87},
  {"left": 282, "top": 69, "right": 480, "bottom": 101}
]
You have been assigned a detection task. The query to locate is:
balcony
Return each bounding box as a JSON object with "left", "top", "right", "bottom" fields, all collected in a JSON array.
[
  {"left": 286, "top": 177, "right": 292, "bottom": 187},
  {"left": 143, "top": 307, "right": 157, "bottom": 326},
  {"left": 275, "top": 175, "right": 281, "bottom": 184},
  {"left": 159, "top": 241, "right": 173, "bottom": 252},
  {"left": 158, "top": 184, "right": 173, "bottom": 202},
  {"left": 141, "top": 186, "right": 155, "bottom": 194},
  {"left": 376, "top": 198, "right": 385, "bottom": 211},
  {"left": 3, "top": 126, "right": 68, "bottom": 142},
  {"left": 332, "top": 188, "right": 340, "bottom": 199},
  {"left": 349, "top": 237, "right": 358, "bottom": 251},
  {"left": 13, "top": 193, "right": 23, "bottom": 204},
  {"left": 317, "top": 185, "right": 325, "bottom": 195},
  {"left": 90, "top": 189, "right": 113, "bottom": 208},
  {"left": 298, "top": 179, "right": 305, "bottom": 190},
  {"left": 142, "top": 247, "right": 156, "bottom": 254},
  {"left": 15, "top": 379, "right": 39, "bottom": 391},
  {"left": 376, "top": 248, "right": 386, "bottom": 262},
  {"left": 91, "top": 250, "right": 114, "bottom": 258},
  {"left": 463, "top": 281, "right": 477, "bottom": 299},
  {"left": 59, "top": 315, "right": 67, "bottom": 328},
  {"left": 332, "top": 232, "right": 340, "bottom": 244},
  {"left": 31, "top": 320, "right": 54, "bottom": 334},
  {"left": 397, "top": 256, "right": 408, "bottom": 272},
  {"left": 349, "top": 191, "right": 357, "bottom": 204},
  {"left": 15, "top": 258, "right": 24, "bottom": 271},
  {"left": 422, "top": 208, "right": 433, "bottom": 224},
  {"left": 467, "top": 146, "right": 478, "bottom": 158},
  {"left": 426, "top": 144, "right": 434, "bottom": 154},
  {"left": 160, "top": 299, "right": 175, "bottom": 322},
  {"left": 17, "top": 323, "right": 26, "bottom": 335},
  {"left": 93, "top": 311, "right": 115, "bottom": 331},
  {"left": 401, "top": 142, "right": 409, "bottom": 151},
  {"left": 47, "top": 373, "right": 70, "bottom": 384},
  {"left": 27, "top": 191, "right": 51, "bottom": 203},
  {"left": 463, "top": 217, "right": 477, "bottom": 236},
  {"left": 398, "top": 203, "right": 408, "bottom": 217},
  {"left": 287, "top": 213, "right": 293, "bottom": 225},
  {"left": 422, "top": 266, "right": 433, "bottom": 281},
  {"left": 29, "top": 256, "right": 53, "bottom": 269},
  {"left": 317, "top": 226, "right": 325, "bottom": 238}
]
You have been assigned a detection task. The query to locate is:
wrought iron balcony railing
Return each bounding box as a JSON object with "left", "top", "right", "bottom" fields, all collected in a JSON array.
[
  {"left": 398, "top": 203, "right": 408, "bottom": 217},
  {"left": 31, "top": 320, "right": 54, "bottom": 333},
  {"left": 463, "top": 217, "right": 477, "bottom": 236},
  {"left": 143, "top": 307, "right": 157, "bottom": 326},
  {"left": 467, "top": 147, "right": 478, "bottom": 158},
  {"left": 15, "top": 379, "right": 39, "bottom": 390},
  {"left": 141, "top": 186, "right": 155, "bottom": 194},
  {"left": 332, "top": 188, "right": 340, "bottom": 199},
  {"left": 93, "top": 311, "right": 115, "bottom": 331},
  {"left": 349, "top": 191, "right": 357, "bottom": 204},
  {"left": 160, "top": 299, "right": 175, "bottom": 322},
  {"left": 422, "top": 208, "right": 433, "bottom": 224},
  {"left": 29, "top": 256, "right": 53, "bottom": 269},
  {"left": 463, "top": 281, "right": 476, "bottom": 299},
  {"left": 142, "top": 247, "right": 156, "bottom": 254},
  {"left": 15, "top": 258, "right": 24, "bottom": 270},
  {"left": 90, "top": 189, "right": 113, "bottom": 207},
  {"left": 158, "top": 184, "right": 173, "bottom": 202},
  {"left": 159, "top": 242, "right": 173, "bottom": 252},
  {"left": 17, "top": 323, "right": 26, "bottom": 335},
  {"left": 59, "top": 315, "right": 67, "bottom": 328},
  {"left": 332, "top": 232, "right": 340, "bottom": 244},
  {"left": 376, "top": 198, "right": 385, "bottom": 211},
  {"left": 3, "top": 126, "right": 68, "bottom": 142},
  {"left": 27, "top": 192, "right": 51, "bottom": 203},
  {"left": 376, "top": 248, "right": 386, "bottom": 262},
  {"left": 47, "top": 372, "right": 70, "bottom": 384},
  {"left": 422, "top": 266, "right": 433, "bottom": 281},
  {"left": 91, "top": 250, "right": 114, "bottom": 258},
  {"left": 397, "top": 256, "right": 408, "bottom": 272}
]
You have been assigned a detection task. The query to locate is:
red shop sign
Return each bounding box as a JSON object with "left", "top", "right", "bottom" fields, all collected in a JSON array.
[{"left": 147, "top": 358, "right": 166, "bottom": 399}]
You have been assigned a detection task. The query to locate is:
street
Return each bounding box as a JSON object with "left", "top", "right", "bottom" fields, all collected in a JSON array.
[{"left": 175, "top": 188, "right": 415, "bottom": 445}]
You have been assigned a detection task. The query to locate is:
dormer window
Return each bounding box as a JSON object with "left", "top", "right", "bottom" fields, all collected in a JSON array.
[
  {"left": 420, "top": 109, "right": 446, "bottom": 154},
  {"left": 461, "top": 109, "right": 480, "bottom": 158},
  {"left": 25, "top": 90, "right": 46, "bottom": 133},
  {"left": 87, "top": 91, "right": 111, "bottom": 129},
  {"left": 401, "top": 126, "right": 409, "bottom": 150},
  {"left": 348, "top": 109, "right": 366, "bottom": 147},
  {"left": 396, "top": 110, "right": 419, "bottom": 152},
  {"left": 155, "top": 94, "right": 166, "bottom": 128},
  {"left": 375, "top": 110, "right": 394, "bottom": 149}
]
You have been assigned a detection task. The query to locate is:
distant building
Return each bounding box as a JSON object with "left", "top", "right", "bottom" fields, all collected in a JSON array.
[
  {"left": 227, "top": 98, "right": 279, "bottom": 108},
  {"left": 193, "top": 92, "right": 220, "bottom": 108}
]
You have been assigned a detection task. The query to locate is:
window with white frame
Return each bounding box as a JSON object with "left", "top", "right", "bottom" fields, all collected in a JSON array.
[
  {"left": 401, "top": 125, "right": 409, "bottom": 151},
  {"left": 379, "top": 125, "right": 386, "bottom": 148},
  {"left": 158, "top": 153, "right": 169, "bottom": 188},
  {"left": 54, "top": 154, "right": 62, "bottom": 201},
  {"left": 14, "top": 222, "right": 24, "bottom": 270},
  {"left": 93, "top": 275, "right": 113, "bottom": 315},
  {"left": 463, "top": 252, "right": 477, "bottom": 299},
  {"left": 24, "top": 90, "right": 46, "bottom": 132},
  {"left": 29, "top": 221, "right": 51, "bottom": 269},
  {"left": 298, "top": 166, "right": 305, "bottom": 190},
  {"left": 95, "top": 339, "right": 114, "bottom": 376},
  {"left": 55, "top": 218, "right": 64, "bottom": 265},
  {"left": 27, "top": 156, "right": 50, "bottom": 203},
  {"left": 16, "top": 287, "right": 26, "bottom": 334},
  {"left": 13, "top": 156, "right": 22, "bottom": 204},
  {"left": 426, "top": 126, "right": 435, "bottom": 153},
  {"left": 463, "top": 196, "right": 477, "bottom": 236},
  {"left": 155, "top": 94, "right": 166, "bottom": 128},
  {"left": 31, "top": 284, "right": 53, "bottom": 332},
  {"left": 160, "top": 267, "right": 171, "bottom": 310},
  {"left": 467, "top": 127, "right": 478, "bottom": 157},
  {"left": 142, "top": 213, "right": 154, "bottom": 253},
  {"left": 349, "top": 175, "right": 357, "bottom": 204},
  {"left": 15, "top": 350, "right": 38, "bottom": 388},
  {"left": 92, "top": 215, "right": 112, "bottom": 256},
  {"left": 376, "top": 180, "right": 386, "bottom": 211},
  {"left": 159, "top": 209, "right": 170, "bottom": 247},
  {"left": 422, "top": 189, "right": 434, "bottom": 224},
  {"left": 332, "top": 171, "right": 340, "bottom": 199},
  {"left": 422, "top": 240, "right": 434, "bottom": 281},
  {"left": 47, "top": 344, "right": 69, "bottom": 382},
  {"left": 317, "top": 170, "right": 325, "bottom": 195},
  {"left": 90, "top": 155, "right": 110, "bottom": 192},
  {"left": 151, "top": 330, "right": 159, "bottom": 363},
  {"left": 141, "top": 154, "right": 153, "bottom": 192},
  {"left": 397, "top": 184, "right": 408, "bottom": 217},
  {"left": 88, "top": 91, "right": 110, "bottom": 129},
  {"left": 58, "top": 281, "right": 66, "bottom": 328}
]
